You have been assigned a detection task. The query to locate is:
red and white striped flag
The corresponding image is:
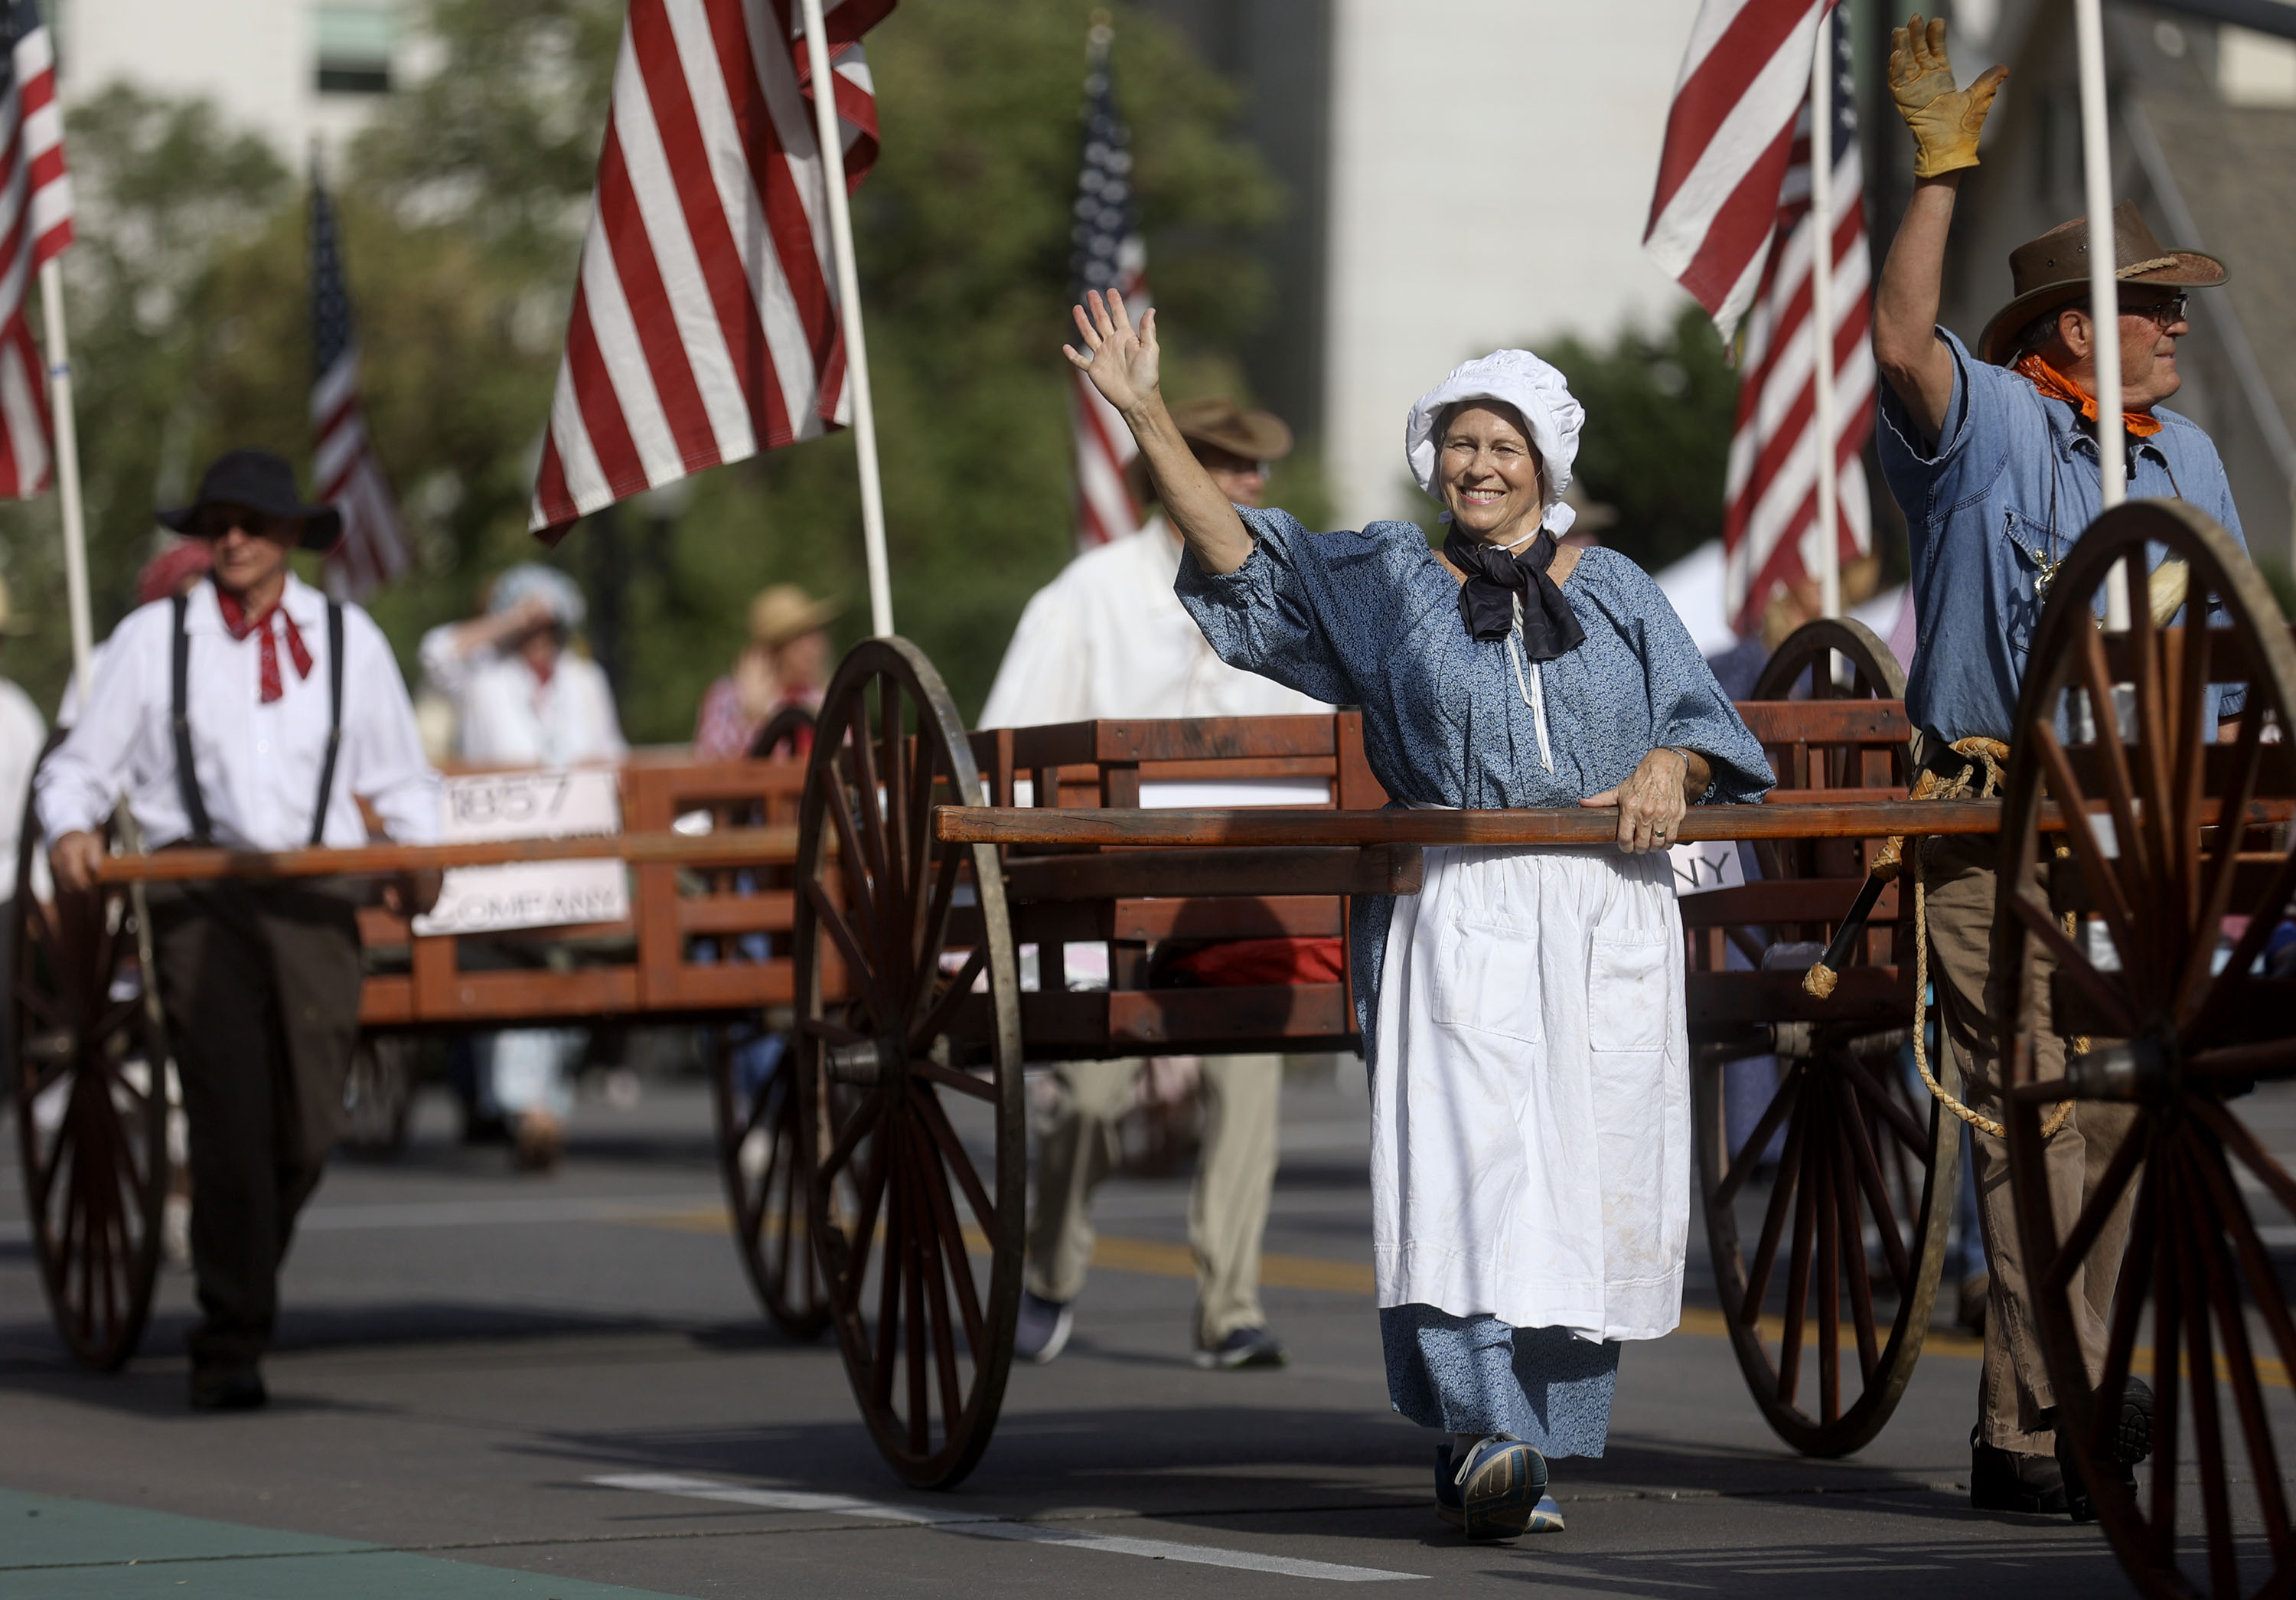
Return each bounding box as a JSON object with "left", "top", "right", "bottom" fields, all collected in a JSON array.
[
  {"left": 1719, "top": 12, "right": 1873, "bottom": 633},
  {"left": 0, "top": 0, "right": 72, "bottom": 501},
  {"left": 1067, "top": 22, "right": 1144, "bottom": 550},
  {"left": 530, "top": 0, "right": 892, "bottom": 539},
  {"left": 311, "top": 172, "right": 413, "bottom": 600},
  {"left": 1644, "top": 0, "right": 1836, "bottom": 344}
]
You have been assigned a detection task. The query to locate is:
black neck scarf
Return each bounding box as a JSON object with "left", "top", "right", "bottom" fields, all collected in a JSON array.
[{"left": 1443, "top": 527, "right": 1586, "bottom": 660}]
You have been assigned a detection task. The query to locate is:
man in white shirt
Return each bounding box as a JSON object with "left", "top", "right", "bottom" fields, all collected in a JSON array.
[
  {"left": 983, "top": 397, "right": 1320, "bottom": 1371},
  {"left": 39, "top": 449, "right": 440, "bottom": 1411},
  {"left": 419, "top": 564, "right": 628, "bottom": 1169}
]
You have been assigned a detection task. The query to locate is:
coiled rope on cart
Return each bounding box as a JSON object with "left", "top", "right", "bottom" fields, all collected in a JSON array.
[{"left": 1802, "top": 736, "right": 2075, "bottom": 1141}]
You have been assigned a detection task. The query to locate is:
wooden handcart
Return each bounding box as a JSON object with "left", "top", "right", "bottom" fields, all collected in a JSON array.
[{"left": 11, "top": 501, "right": 2292, "bottom": 1600}]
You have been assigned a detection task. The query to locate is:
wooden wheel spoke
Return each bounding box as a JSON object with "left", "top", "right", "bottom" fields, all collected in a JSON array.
[
  {"left": 2187, "top": 1037, "right": 2296, "bottom": 1081},
  {"left": 1827, "top": 1100, "right": 1880, "bottom": 1387},
  {"left": 1779, "top": 1119, "right": 1818, "bottom": 1410},
  {"left": 844, "top": 691, "right": 895, "bottom": 919},
  {"left": 804, "top": 882, "right": 891, "bottom": 1028},
  {"left": 2038, "top": 1115, "right": 2147, "bottom": 1298},
  {"left": 2127, "top": 584, "right": 2179, "bottom": 884},
  {"left": 2169, "top": 1151, "right": 2241, "bottom": 1600},
  {"left": 872, "top": 1146, "right": 904, "bottom": 1411},
  {"left": 2186, "top": 1139, "right": 2296, "bottom": 1564},
  {"left": 2031, "top": 724, "right": 2143, "bottom": 978},
  {"left": 822, "top": 743, "right": 882, "bottom": 947},
  {"left": 1740, "top": 1094, "right": 1808, "bottom": 1326},
  {"left": 2006, "top": 892, "right": 2138, "bottom": 1039},
  {"left": 876, "top": 678, "right": 910, "bottom": 915},
  {"left": 2190, "top": 1096, "right": 2296, "bottom": 1223},
  {"left": 907, "top": 1096, "right": 988, "bottom": 1355},
  {"left": 900, "top": 1156, "right": 930, "bottom": 1455},
  {"left": 817, "top": 1087, "right": 886, "bottom": 1190},
  {"left": 1714, "top": 1066, "right": 1801, "bottom": 1209},
  {"left": 910, "top": 1079, "right": 998, "bottom": 1236},
  {"left": 1815, "top": 1118, "right": 1842, "bottom": 1422},
  {"left": 903, "top": 723, "right": 942, "bottom": 931},
  {"left": 903, "top": 847, "right": 964, "bottom": 1024},
  {"left": 902, "top": 1118, "right": 968, "bottom": 1429},
  {"left": 2174, "top": 704, "right": 2267, "bottom": 1018},
  {"left": 2090, "top": 1156, "right": 2158, "bottom": 1472},
  {"left": 840, "top": 1134, "right": 892, "bottom": 1310},
  {"left": 1835, "top": 1049, "right": 1928, "bottom": 1160},
  {"left": 909, "top": 1056, "right": 997, "bottom": 1103},
  {"left": 2190, "top": 847, "right": 2296, "bottom": 1050},
  {"left": 798, "top": 1014, "right": 868, "bottom": 1047},
  {"left": 1835, "top": 1066, "right": 1913, "bottom": 1295},
  {"left": 2148, "top": 1151, "right": 2185, "bottom": 1570},
  {"left": 2075, "top": 625, "right": 2159, "bottom": 897},
  {"left": 908, "top": 945, "right": 987, "bottom": 1054}
]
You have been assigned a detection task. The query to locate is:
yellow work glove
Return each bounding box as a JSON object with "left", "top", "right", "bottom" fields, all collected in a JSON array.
[{"left": 1889, "top": 14, "right": 2009, "bottom": 178}]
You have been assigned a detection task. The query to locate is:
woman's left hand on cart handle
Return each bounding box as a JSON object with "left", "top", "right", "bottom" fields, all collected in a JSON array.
[
  {"left": 51, "top": 831, "right": 104, "bottom": 894},
  {"left": 1581, "top": 746, "right": 1706, "bottom": 854}
]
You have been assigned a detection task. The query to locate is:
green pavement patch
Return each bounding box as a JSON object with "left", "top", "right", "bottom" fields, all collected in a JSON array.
[{"left": 0, "top": 1489, "right": 692, "bottom": 1599}]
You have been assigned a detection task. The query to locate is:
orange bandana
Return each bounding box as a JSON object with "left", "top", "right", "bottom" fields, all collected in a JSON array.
[{"left": 2014, "top": 352, "right": 2164, "bottom": 439}]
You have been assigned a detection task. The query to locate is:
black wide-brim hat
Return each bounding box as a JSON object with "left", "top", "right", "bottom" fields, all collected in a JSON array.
[
  {"left": 1978, "top": 201, "right": 2227, "bottom": 366},
  {"left": 157, "top": 449, "right": 343, "bottom": 552}
]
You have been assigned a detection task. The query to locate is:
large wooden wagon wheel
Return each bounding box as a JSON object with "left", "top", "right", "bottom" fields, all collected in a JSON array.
[
  {"left": 10, "top": 765, "right": 171, "bottom": 1370},
  {"left": 1999, "top": 501, "right": 2296, "bottom": 1600},
  {"left": 793, "top": 638, "right": 1022, "bottom": 1488},
  {"left": 706, "top": 701, "right": 828, "bottom": 1339},
  {"left": 1695, "top": 618, "right": 1961, "bottom": 1455}
]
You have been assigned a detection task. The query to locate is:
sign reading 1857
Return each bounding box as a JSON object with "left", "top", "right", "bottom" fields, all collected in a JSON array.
[{"left": 412, "top": 767, "right": 631, "bottom": 936}]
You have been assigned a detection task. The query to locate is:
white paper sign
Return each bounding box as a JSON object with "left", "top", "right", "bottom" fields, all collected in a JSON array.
[
  {"left": 412, "top": 768, "right": 630, "bottom": 936},
  {"left": 1668, "top": 838, "right": 1746, "bottom": 897}
]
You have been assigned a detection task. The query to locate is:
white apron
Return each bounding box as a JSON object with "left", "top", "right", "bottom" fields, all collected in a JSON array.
[{"left": 1371, "top": 844, "right": 1690, "bottom": 1344}]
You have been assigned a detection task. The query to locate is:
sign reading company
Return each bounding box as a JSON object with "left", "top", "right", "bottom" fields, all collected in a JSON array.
[{"left": 412, "top": 768, "right": 630, "bottom": 936}]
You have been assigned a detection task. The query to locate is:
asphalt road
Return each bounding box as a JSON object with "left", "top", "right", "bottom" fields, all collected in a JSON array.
[{"left": 0, "top": 1062, "right": 2265, "bottom": 1599}]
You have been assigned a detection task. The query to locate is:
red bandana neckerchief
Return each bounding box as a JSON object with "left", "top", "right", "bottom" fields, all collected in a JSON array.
[
  {"left": 2014, "top": 352, "right": 2165, "bottom": 440},
  {"left": 214, "top": 585, "right": 312, "bottom": 704}
]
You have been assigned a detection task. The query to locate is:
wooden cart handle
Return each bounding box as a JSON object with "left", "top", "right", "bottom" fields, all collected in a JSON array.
[
  {"left": 89, "top": 824, "right": 801, "bottom": 884},
  {"left": 932, "top": 797, "right": 2291, "bottom": 847}
]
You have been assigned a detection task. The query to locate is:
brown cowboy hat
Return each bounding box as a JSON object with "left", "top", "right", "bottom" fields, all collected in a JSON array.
[
  {"left": 1124, "top": 396, "right": 1293, "bottom": 504},
  {"left": 1978, "top": 201, "right": 2226, "bottom": 366}
]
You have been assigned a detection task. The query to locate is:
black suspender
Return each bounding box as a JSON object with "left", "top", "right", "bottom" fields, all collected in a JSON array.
[
  {"left": 169, "top": 593, "right": 213, "bottom": 847},
  {"left": 170, "top": 590, "right": 346, "bottom": 849},
  {"left": 310, "top": 601, "right": 345, "bottom": 847}
]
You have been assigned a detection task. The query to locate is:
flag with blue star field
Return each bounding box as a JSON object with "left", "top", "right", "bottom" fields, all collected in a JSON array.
[
  {"left": 310, "top": 170, "right": 412, "bottom": 599},
  {"left": 1067, "top": 19, "right": 1146, "bottom": 551},
  {"left": 0, "top": 0, "right": 72, "bottom": 500}
]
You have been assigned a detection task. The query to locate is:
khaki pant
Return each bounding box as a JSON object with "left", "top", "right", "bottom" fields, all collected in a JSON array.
[
  {"left": 1921, "top": 834, "right": 2137, "bottom": 1453},
  {"left": 148, "top": 878, "right": 365, "bottom": 1370},
  {"left": 1026, "top": 1054, "right": 1280, "bottom": 1349}
]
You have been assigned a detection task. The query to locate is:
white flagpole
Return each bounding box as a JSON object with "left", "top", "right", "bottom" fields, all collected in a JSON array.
[
  {"left": 1810, "top": 10, "right": 1841, "bottom": 620},
  {"left": 2073, "top": 0, "right": 2130, "bottom": 630},
  {"left": 38, "top": 257, "right": 92, "bottom": 697},
  {"left": 798, "top": 0, "right": 894, "bottom": 639}
]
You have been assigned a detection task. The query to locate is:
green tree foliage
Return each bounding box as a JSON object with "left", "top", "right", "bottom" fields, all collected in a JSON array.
[
  {"left": 4, "top": 1, "right": 1292, "bottom": 736},
  {"left": 1538, "top": 304, "right": 1737, "bottom": 578}
]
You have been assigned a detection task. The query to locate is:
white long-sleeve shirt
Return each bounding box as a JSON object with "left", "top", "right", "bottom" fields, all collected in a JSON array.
[
  {"left": 418, "top": 625, "right": 626, "bottom": 768},
  {"left": 979, "top": 518, "right": 1329, "bottom": 727},
  {"left": 0, "top": 676, "right": 44, "bottom": 896},
  {"left": 37, "top": 575, "right": 440, "bottom": 850}
]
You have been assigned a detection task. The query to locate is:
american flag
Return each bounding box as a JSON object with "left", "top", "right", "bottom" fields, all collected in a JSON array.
[
  {"left": 1067, "top": 23, "right": 1144, "bottom": 551},
  {"left": 529, "top": 0, "right": 892, "bottom": 539},
  {"left": 0, "top": 0, "right": 71, "bottom": 501},
  {"left": 1719, "top": 10, "right": 1873, "bottom": 632},
  {"left": 310, "top": 172, "right": 413, "bottom": 599},
  {"left": 1645, "top": 0, "right": 1838, "bottom": 344}
]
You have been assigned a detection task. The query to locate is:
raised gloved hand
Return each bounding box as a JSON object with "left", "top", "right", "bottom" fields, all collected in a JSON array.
[{"left": 1889, "top": 14, "right": 2008, "bottom": 178}]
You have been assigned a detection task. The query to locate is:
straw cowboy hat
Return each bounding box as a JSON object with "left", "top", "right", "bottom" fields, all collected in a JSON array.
[
  {"left": 157, "top": 449, "right": 344, "bottom": 551},
  {"left": 1124, "top": 395, "right": 1294, "bottom": 504},
  {"left": 748, "top": 583, "right": 842, "bottom": 648},
  {"left": 1978, "top": 201, "right": 2227, "bottom": 366}
]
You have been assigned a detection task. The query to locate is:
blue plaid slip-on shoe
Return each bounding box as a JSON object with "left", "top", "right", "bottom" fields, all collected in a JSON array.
[{"left": 1432, "top": 1435, "right": 1550, "bottom": 1540}]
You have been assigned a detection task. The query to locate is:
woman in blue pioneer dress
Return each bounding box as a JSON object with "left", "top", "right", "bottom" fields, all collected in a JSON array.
[{"left": 1063, "top": 290, "right": 1773, "bottom": 1539}]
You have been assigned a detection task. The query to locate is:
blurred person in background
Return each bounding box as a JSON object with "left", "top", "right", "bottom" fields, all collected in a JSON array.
[
  {"left": 981, "top": 395, "right": 1322, "bottom": 1374},
  {"left": 420, "top": 564, "right": 628, "bottom": 1171},
  {"left": 692, "top": 583, "right": 841, "bottom": 760},
  {"left": 0, "top": 575, "right": 44, "bottom": 992}
]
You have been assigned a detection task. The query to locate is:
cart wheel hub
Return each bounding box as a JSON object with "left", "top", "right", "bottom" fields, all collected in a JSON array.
[
  {"left": 2061, "top": 1036, "right": 2175, "bottom": 1104},
  {"left": 826, "top": 1036, "right": 903, "bottom": 1088}
]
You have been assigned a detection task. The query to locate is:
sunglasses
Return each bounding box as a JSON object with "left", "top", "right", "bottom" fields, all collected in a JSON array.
[
  {"left": 189, "top": 506, "right": 289, "bottom": 542},
  {"left": 2128, "top": 292, "right": 2190, "bottom": 328}
]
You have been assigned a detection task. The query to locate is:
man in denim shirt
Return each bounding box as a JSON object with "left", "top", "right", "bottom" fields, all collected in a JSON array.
[{"left": 1872, "top": 16, "right": 2240, "bottom": 1520}]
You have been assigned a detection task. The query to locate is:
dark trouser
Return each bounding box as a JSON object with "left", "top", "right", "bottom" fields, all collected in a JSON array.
[{"left": 148, "top": 877, "right": 364, "bottom": 1370}]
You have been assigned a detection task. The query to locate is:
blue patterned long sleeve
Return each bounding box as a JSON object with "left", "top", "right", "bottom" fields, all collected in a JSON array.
[{"left": 1176, "top": 505, "right": 1774, "bottom": 1049}]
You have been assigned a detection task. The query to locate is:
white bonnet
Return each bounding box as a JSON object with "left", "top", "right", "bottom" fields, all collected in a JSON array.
[{"left": 1404, "top": 349, "right": 1586, "bottom": 536}]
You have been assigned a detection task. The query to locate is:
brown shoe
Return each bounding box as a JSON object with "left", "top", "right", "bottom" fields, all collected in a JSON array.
[{"left": 514, "top": 1110, "right": 565, "bottom": 1172}]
